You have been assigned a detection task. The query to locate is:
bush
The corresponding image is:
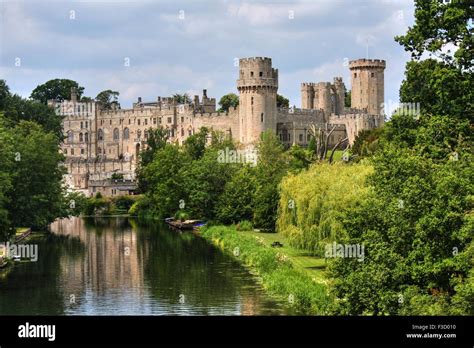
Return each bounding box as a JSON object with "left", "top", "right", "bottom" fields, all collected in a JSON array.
[{"left": 236, "top": 220, "right": 253, "bottom": 231}]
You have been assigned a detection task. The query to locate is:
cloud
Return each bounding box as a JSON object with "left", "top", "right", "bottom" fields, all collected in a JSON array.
[{"left": 0, "top": 0, "right": 415, "bottom": 108}]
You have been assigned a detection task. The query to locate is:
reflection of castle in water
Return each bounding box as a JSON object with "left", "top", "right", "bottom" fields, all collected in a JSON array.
[
  {"left": 50, "top": 217, "right": 147, "bottom": 307},
  {"left": 48, "top": 217, "right": 290, "bottom": 315}
]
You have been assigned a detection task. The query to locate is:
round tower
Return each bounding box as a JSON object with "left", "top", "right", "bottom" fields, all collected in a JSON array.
[
  {"left": 237, "top": 57, "right": 278, "bottom": 144},
  {"left": 349, "top": 59, "right": 385, "bottom": 116}
]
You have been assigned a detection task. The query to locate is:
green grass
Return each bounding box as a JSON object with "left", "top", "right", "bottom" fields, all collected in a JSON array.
[
  {"left": 201, "top": 225, "right": 331, "bottom": 314},
  {"left": 243, "top": 230, "right": 328, "bottom": 285}
]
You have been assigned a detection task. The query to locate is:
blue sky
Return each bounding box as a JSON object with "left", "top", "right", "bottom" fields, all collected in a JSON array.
[{"left": 0, "top": 0, "right": 414, "bottom": 108}]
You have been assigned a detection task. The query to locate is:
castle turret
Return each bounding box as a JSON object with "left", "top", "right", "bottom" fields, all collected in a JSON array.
[
  {"left": 237, "top": 57, "right": 278, "bottom": 144},
  {"left": 314, "top": 82, "right": 332, "bottom": 117},
  {"left": 301, "top": 83, "right": 315, "bottom": 109},
  {"left": 349, "top": 59, "right": 385, "bottom": 116},
  {"left": 333, "top": 77, "right": 345, "bottom": 115}
]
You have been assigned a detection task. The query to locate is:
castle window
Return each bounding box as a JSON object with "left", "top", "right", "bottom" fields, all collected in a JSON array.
[
  {"left": 181, "top": 117, "right": 184, "bottom": 123},
  {"left": 153, "top": 118, "right": 157, "bottom": 124},
  {"left": 71, "top": 148, "right": 74, "bottom": 155},
  {"left": 137, "top": 130, "right": 142, "bottom": 139},
  {"left": 188, "top": 129, "right": 192, "bottom": 136},
  {"left": 138, "top": 119, "right": 141, "bottom": 126},
  {"left": 251, "top": 97, "right": 254, "bottom": 105},
  {"left": 85, "top": 121, "right": 88, "bottom": 128},
  {"left": 259, "top": 71, "right": 263, "bottom": 77},
  {"left": 123, "top": 128, "right": 130, "bottom": 140},
  {"left": 129, "top": 119, "right": 131, "bottom": 125},
  {"left": 261, "top": 113, "right": 264, "bottom": 122},
  {"left": 85, "top": 133, "right": 89, "bottom": 142},
  {"left": 167, "top": 117, "right": 172, "bottom": 123},
  {"left": 79, "top": 133, "right": 83, "bottom": 142},
  {"left": 159, "top": 118, "right": 162, "bottom": 124},
  {"left": 98, "top": 129, "right": 103, "bottom": 141},
  {"left": 145, "top": 119, "right": 148, "bottom": 125},
  {"left": 80, "top": 121, "right": 83, "bottom": 128},
  {"left": 181, "top": 128, "right": 184, "bottom": 136},
  {"left": 81, "top": 149, "right": 85, "bottom": 155},
  {"left": 109, "top": 120, "right": 112, "bottom": 125},
  {"left": 250, "top": 71, "right": 254, "bottom": 77},
  {"left": 113, "top": 128, "right": 119, "bottom": 141},
  {"left": 67, "top": 131, "right": 74, "bottom": 143},
  {"left": 299, "top": 134, "right": 303, "bottom": 142},
  {"left": 144, "top": 130, "right": 148, "bottom": 139},
  {"left": 371, "top": 72, "right": 375, "bottom": 77},
  {"left": 354, "top": 73, "right": 357, "bottom": 78}
]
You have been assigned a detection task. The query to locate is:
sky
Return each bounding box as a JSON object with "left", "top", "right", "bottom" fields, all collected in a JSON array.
[{"left": 0, "top": 0, "right": 415, "bottom": 109}]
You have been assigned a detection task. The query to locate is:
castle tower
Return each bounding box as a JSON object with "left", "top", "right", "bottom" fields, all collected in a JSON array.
[
  {"left": 349, "top": 59, "right": 386, "bottom": 116},
  {"left": 237, "top": 57, "right": 278, "bottom": 144},
  {"left": 301, "top": 83, "right": 315, "bottom": 109},
  {"left": 315, "top": 82, "right": 333, "bottom": 117},
  {"left": 333, "top": 77, "right": 345, "bottom": 115}
]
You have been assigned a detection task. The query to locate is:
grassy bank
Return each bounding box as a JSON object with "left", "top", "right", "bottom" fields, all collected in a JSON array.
[{"left": 201, "top": 225, "right": 331, "bottom": 314}]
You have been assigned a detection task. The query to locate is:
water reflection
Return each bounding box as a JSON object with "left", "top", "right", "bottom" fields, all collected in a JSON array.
[{"left": 0, "top": 217, "right": 291, "bottom": 315}]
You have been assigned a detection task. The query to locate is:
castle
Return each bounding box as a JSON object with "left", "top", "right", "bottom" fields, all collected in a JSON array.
[{"left": 51, "top": 57, "right": 386, "bottom": 197}]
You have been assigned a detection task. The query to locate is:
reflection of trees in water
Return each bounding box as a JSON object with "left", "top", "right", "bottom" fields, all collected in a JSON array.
[
  {"left": 135, "top": 221, "right": 268, "bottom": 315},
  {"left": 0, "top": 233, "right": 85, "bottom": 315}
]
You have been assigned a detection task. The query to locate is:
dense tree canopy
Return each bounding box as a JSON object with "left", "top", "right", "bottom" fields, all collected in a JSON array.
[
  {"left": 218, "top": 93, "right": 239, "bottom": 112},
  {"left": 30, "top": 79, "right": 85, "bottom": 104}
]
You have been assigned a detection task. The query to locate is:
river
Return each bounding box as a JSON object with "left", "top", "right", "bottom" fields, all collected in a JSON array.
[{"left": 0, "top": 217, "right": 293, "bottom": 315}]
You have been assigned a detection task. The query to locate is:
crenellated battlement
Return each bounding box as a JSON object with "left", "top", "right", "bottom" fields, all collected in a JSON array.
[{"left": 349, "top": 59, "right": 386, "bottom": 69}]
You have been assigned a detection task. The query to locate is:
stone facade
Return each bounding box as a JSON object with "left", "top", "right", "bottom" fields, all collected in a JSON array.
[{"left": 53, "top": 57, "right": 385, "bottom": 197}]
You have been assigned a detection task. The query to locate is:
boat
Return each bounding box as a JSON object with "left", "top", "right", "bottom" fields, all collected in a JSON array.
[{"left": 165, "top": 218, "right": 205, "bottom": 231}]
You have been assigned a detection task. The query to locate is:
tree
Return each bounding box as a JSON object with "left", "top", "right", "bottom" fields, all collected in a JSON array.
[
  {"left": 7, "top": 121, "right": 66, "bottom": 230},
  {"left": 277, "top": 94, "right": 290, "bottom": 108},
  {"left": 0, "top": 80, "right": 10, "bottom": 110},
  {"left": 253, "top": 131, "right": 288, "bottom": 230},
  {"left": 30, "top": 79, "right": 85, "bottom": 104},
  {"left": 184, "top": 127, "right": 209, "bottom": 160},
  {"left": 143, "top": 145, "right": 189, "bottom": 219},
  {"left": 137, "top": 128, "right": 169, "bottom": 192},
  {"left": 329, "top": 0, "right": 473, "bottom": 315},
  {"left": 216, "top": 165, "right": 256, "bottom": 224},
  {"left": 344, "top": 89, "right": 351, "bottom": 108},
  {"left": 95, "top": 90, "right": 120, "bottom": 110},
  {"left": 173, "top": 93, "right": 191, "bottom": 104},
  {"left": 0, "top": 115, "right": 14, "bottom": 240},
  {"left": 218, "top": 93, "right": 239, "bottom": 112}
]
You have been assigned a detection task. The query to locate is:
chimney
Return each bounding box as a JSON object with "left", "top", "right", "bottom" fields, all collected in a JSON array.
[{"left": 203, "top": 89, "right": 207, "bottom": 99}]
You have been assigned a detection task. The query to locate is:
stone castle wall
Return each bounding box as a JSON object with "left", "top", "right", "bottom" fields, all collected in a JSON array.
[{"left": 57, "top": 56, "right": 385, "bottom": 196}]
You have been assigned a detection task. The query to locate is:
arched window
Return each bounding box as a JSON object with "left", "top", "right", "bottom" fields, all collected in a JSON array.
[
  {"left": 113, "top": 128, "right": 119, "bottom": 141},
  {"left": 137, "top": 129, "right": 142, "bottom": 139},
  {"left": 123, "top": 128, "right": 130, "bottom": 140},
  {"left": 98, "top": 129, "right": 103, "bottom": 141},
  {"left": 67, "top": 131, "right": 74, "bottom": 143},
  {"left": 144, "top": 130, "right": 148, "bottom": 139},
  {"left": 85, "top": 133, "right": 89, "bottom": 142},
  {"left": 79, "top": 133, "right": 83, "bottom": 142}
]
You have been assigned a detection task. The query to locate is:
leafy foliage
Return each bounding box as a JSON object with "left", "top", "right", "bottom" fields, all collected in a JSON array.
[
  {"left": 218, "top": 93, "right": 239, "bottom": 112},
  {"left": 30, "top": 79, "right": 85, "bottom": 104}
]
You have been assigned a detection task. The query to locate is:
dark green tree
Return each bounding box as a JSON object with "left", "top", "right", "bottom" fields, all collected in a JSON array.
[
  {"left": 277, "top": 94, "right": 290, "bottom": 108},
  {"left": 184, "top": 127, "right": 209, "bottom": 160},
  {"left": 95, "top": 90, "right": 120, "bottom": 110},
  {"left": 218, "top": 93, "right": 239, "bottom": 112},
  {"left": 30, "top": 79, "right": 85, "bottom": 104},
  {"left": 137, "top": 128, "right": 169, "bottom": 192}
]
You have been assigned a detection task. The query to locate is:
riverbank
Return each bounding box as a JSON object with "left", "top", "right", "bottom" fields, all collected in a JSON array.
[{"left": 200, "top": 225, "right": 331, "bottom": 314}]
